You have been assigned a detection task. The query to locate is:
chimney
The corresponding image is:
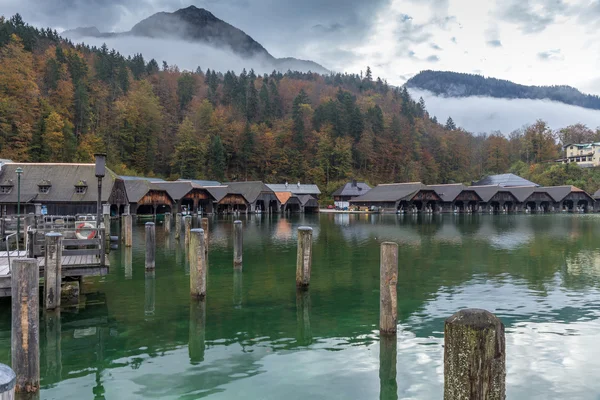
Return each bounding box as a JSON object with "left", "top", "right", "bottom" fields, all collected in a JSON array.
[
  {"left": 352, "top": 179, "right": 357, "bottom": 188},
  {"left": 297, "top": 181, "right": 300, "bottom": 188},
  {"left": 285, "top": 181, "right": 288, "bottom": 189}
]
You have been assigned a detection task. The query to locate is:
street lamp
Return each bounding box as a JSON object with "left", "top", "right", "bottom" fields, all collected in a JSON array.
[
  {"left": 16, "top": 167, "right": 23, "bottom": 244},
  {"left": 94, "top": 154, "right": 106, "bottom": 229}
]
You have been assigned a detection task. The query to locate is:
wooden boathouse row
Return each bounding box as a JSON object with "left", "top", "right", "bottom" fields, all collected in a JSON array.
[{"left": 350, "top": 182, "right": 596, "bottom": 213}]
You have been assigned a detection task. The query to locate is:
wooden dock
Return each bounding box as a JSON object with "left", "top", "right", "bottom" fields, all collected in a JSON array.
[{"left": 0, "top": 252, "right": 109, "bottom": 297}]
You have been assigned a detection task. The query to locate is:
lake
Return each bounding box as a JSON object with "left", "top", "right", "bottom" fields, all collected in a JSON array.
[{"left": 1, "top": 213, "right": 600, "bottom": 399}]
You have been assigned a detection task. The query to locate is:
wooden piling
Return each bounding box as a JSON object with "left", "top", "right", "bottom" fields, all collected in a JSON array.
[
  {"left": 380, "top": 242, "right": 398, "bottom": 335},
  {"left": 0, "top": 364, "right": 16, "bottom": 400},
  {"left": 102, "top": 204, "right": 111, "bottom": 238},
  {"left": 175, "top": 213, "right": 182, "bottom": 240},
  {"left": 295, "top": 227, "right": 313, "bottom": 289},
  {"left": 11, "top": 258, "right": 39, "bottom": 393},
  {"left": 44, "top": 310, "right": 62, "bottom": 383},
  {"left": 44, "top": 232, "right": 63, "bottom": 310},
  {"left": 188, "top": 299, "right": 206, "bottom": 364},
  {"left": 122, "top": 214, "right": 132, "bottom": 248},
  {"left": 145, "top": 222, "right": 155, "bottom": 270},
  {"left": 379, "top": 335, "right": 398, "bottom": 400},
  {"left": 444, "top": 308, "right": 505, "bottom": 400},
  {"left": 164, "top": 213, "right": 171, "bottom": 233},
  {"left": 184, "top": 216, "right": 192, "bottom": 247},
  {"left": 201, "top": 218, "right": 209, "bottom": 254},
  {"left": 233, "top": 220, "right": 243, "bottom": 268},
  {"left": 296, "top": 290, "right": 312, "bottom": 345},
  {"left": 189, "top": 229, "right": 207, "bottom": 299},
  {"left": 144, "top": 270, "right": 155, "bottom": 317}
]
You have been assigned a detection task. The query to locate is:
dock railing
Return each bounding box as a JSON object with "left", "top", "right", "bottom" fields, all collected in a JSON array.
[{"left": 26, "top": 226, "right": 106, "bottom": 267}]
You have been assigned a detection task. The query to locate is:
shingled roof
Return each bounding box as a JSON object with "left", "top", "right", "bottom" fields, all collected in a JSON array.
[
  {"left": 331, "top": 181, "right": 371, "bottom": 197},
  {"left": 473, "top": 173, "right": 538, "bottom": 187},
  {"left": 123, "top": 180, "right": 172, "bottom": 203},
  {"left": 266, "top": 183, "right": 321, "bottom": 195},
  {"left": 224, "top": 181, "right": 275, "bottom": 204},
  {"left": 535, "top": 186, "right": 589, "bottom": 202},
  {"left": 350, "top": 182, "right": 425, "bottom": 203},
  {"left": 0, "top": 163, "right": 120, "bottom": 203},
  {"left": 427, "top": 184, "right": 467, "bottom": 202}
]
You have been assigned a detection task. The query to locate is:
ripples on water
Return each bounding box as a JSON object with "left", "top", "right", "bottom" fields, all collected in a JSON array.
[{"left": 1, "top": 214, "right": 600, "bottom": 399}]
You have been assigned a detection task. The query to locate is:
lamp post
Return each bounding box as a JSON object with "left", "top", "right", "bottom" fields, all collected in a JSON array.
[
  {"left": 94, "top": 154, "right": 106, "bottom": 229},
  {"left": 16, "top": 167, "right": 23, "bottom": 243}
]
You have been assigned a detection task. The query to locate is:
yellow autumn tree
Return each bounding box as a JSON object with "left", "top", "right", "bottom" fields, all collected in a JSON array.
[{"left": 44, "top": 112, "right": 65, "bottom": 161}]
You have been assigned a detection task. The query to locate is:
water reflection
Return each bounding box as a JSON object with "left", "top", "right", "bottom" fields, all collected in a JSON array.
[
  {"left": 295, "top": 290, "right": 312, "bottom": 346},
  {"left": 123, "top": 246, "right": 132, "bottom": 280},
  {"left": 145, "top": 271, "right": 155, "bottom": 318},
  {"left": 189, "top": 300, "right": 206, "bottom": 364},
  {"left": 233, "top": 270, "right": 243, "bottom": 308},
  {"left": 379, "top": 335, "right": 398, "bottom": 400},
  {"left": 44, "top": 310, "right": 61, "bottom": 383}
]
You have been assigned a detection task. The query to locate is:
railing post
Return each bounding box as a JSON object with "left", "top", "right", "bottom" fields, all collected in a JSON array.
[
  {"left": 145, "top": 222, "right": 155, "bottom": 270},
  {"left": 380, "top": 242, "right": 398, "bottom": 335},
  {"left": 296, "top": 227, "right": 313, "bottom": 289},
  {"left": 44, "top": 233, "right": 63, "bottom": 310},
  {"left": 26, "top": 229, "right": 34, "bottom": 258},
  {"left": 444, "top": 308, "right": 506, "bottom": 399},
  {"left": 233, "top": 220, "right": 243, "bottom": 268},
  {"left": 11, "top": 258, "right": 39, "bottom": 393},
  {"left": 189, "top": 228, "right": 207, "bottom": 298},
  {"left": 0, "top": 364, "right": 16, "bottom": 399}
]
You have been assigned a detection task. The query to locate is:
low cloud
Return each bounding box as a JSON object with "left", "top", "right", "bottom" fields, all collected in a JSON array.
[
  {"left": 426, "top": 55, "right": 440, "bottom": 62},
  {"left": 538, "top": 49, "right": 564, "bottom": 61},
  {"left": 497, "top": 0, "right": 568, "bottom": 34},
  {"left": 487, "top": 39, "right": 502, "bottom": 47},
  {"left": 409, "top": 88, "right": 600, "bottom": 134}
]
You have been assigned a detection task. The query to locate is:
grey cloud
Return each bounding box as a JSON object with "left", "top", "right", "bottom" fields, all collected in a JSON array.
[
  {"left": 487, "top": 40, "right": 502, "bottom": 47},
  {"left": 430, "top": 43, "right": 442, "bottom": 50},
  {"left": 538, "top": 49, "right": 564, "bottom": 61},
  {"left": 312, "top": 23, "right": 344, "bottom": 33},
  {"left": 485, "top": 24, "right": 502, "bottom": 48},
  {"left": 426, "top": 55, "right": 440, "bottom": 62},
  {"left": 451, "top": 36, "right": 457, "bottom": 43},
  {"left": 396, "top": 15, "right": 432, "bottom": 44},
  {"left": 497, "top": 0, "right": 568, "bottom": 34}
]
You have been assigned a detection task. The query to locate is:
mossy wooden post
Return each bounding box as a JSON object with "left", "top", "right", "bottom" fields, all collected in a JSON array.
[
  {"left": 122, "top": 213, "right": 132, "bottom": 248},
  {"left": 201, "top": 218, "right": 209, "bottom": 254},
  {"left": 11, "top": 258, "right": 39, "bottom": 393},
  {"left": 164, "top": 212, "right": 171, "bottom": 233},
  {"left": 189, "top": 299, "right": 206, "bottom": 364},
  {"left": 189, "top": 229, "right": 207, "bottom": 299},
  {"left": 44, "top": 232, "right": 63, "bottom": 310},
  {"left": 102, "top": 203, "right": 111, "bottom": 238},
  {"left": 184, "top": 216, "right": 192, "bottom": 247},
  {"left": 233, "top": 220, "right": 243, "bottom": 268},
  {"left": 296, "top": 227, "right": 313, "bottom": 289},
  {"left": 380, "top": 242, "right": 398, "bottom": 335},
  {"left": 0, "top": 364, "right": 16, "bottom": 400},
  {"left": 44, "top": 310, "right": 61, "bottom": 383},
  {"left": 379, "top": 335, "right": 398, "bottom": 400},
  {"left": 145, "top": 222, "right": 155, "bottom": 270},
  {"left": 444, "top": 308, "right": 506, "bottom": 400},
  {"left": 175, "top": 213, "right": 182, "bottom": 240}
]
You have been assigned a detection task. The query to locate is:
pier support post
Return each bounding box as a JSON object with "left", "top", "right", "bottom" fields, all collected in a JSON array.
[
  {"left": 189, "top": 229, "right": 207, "bottom": 299},
  {"left": 0, "top": 364, "right": 16, "bottom": 400},
  {"left": 444, "top": 308, "right": 505, "bottom": 400},
  {"left": 11, "top": 258, "right": 39, "bottom": 393},
  {"left": 233, "top": 220, "right": 243, "bottom": 268},
  {"left": 201, "top": 218, "right": 209, "bottom": 254},
  {"left": 184, "top": 216, "right": 192, "bottom": 247},
  {"left": 44, "top": 232, "right": 63, "bottom": 310},
  {"left": 175, "top": 213, "right": 182, "bottom": 240},
  {"left": 380, "top": 242, "right": 398, "bottom": 335},
  {"left": 102, "top": 204, "right": 111, "bottom": 238},
  {"left": 122, "top": 213, "right": 132, "bottom": 248},
  {"left": 189, "top": 299, "right": 206, "bottom": 364},
  {"left": 295, "top": 227, "right": 313, "bottom": 289},
  {"left": 123, "top": 247, "right": 133, "bottom": 280},
  {"left": 164, "top": 212, "right": 171, "bottom": 233},
  {"left": 379, "top": 335, "right": 398, "bottom": 400},
  {"left": 145, "top": 222, "right": 155, "bottom": 270}
]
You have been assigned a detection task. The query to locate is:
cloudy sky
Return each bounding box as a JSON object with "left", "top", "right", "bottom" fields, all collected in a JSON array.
[{"left": 1, "top": 0, "right": 600, "bottom": 95}]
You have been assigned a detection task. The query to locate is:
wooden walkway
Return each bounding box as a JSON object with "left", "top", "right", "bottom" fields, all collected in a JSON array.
[{"left": 0, "top": 253, "right": 109, "bottom": 297}]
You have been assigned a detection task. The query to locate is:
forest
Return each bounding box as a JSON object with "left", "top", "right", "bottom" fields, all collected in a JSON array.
[
  {"left": 406, "top": 70, "right": 600, "bottom": 110},
  {"left": 2, "top": 14, "right": 600, "bottom": 197}
]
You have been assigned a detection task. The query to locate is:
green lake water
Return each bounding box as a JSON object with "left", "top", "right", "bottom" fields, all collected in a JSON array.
[{"left": 2, "top": 213, "right": 600, "bottom": 399}]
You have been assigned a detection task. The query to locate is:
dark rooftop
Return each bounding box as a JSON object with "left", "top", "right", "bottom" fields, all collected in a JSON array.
[
  {"left": 473, "top": 173, "right": 538, "bottom": 187},
  {"left": 332, "top": 181, "right": 371, "bottom": 197}
]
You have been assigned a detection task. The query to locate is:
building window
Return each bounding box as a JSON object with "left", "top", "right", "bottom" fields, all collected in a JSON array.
[
  {"left": 75, "top": 186, "right": 87, "bottom": 194},
  {"left": 570, "top": 146, "right": 574, "bottom": 149},
  {"left": 39, "top": 186, "right": 50, "bottom": 194},
  {"left": 0, "top": 186, "right": 12, "bottom": 194}
]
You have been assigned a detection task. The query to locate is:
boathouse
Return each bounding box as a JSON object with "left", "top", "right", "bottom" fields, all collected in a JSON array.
[
  {"left": 266, "top": 182, "right": 321, "bottom": 199},
  {"left": 122, "top": 178, "right": 174, "bottom": 216},
  {"left": 224, "top": 182, "right": 280, "bottom": 213},
  {"left": 536, "top": 186, "right": 594, "bottom": 212},
  {"left": 470, "top": 185, "right": 521, "bottom": 212},
  {"left": 350, "top": 183, "right": 441, "bottom": 213},
  {"left": 429, "top": 184, "right": 474, "bottom": 212},
  {"left": 152, "top": 181, "right": 216, "bottom": 214},
  {"left": 331, "top": 180, "right": 371, "bottom": 209},
  {"left": 0, "top": 163, "right": 128, "bottom": 216}
]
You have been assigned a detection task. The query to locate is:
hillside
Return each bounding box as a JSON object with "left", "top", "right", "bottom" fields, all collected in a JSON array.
[
  {"left": 63, "top": 6, "right": 330, "bottom": 74},
  {"left": 2, "top": 14, "right": 600, "bottom": 195},
  {"left": 406, "top": 70, "right": 600, "bottom": 110}
]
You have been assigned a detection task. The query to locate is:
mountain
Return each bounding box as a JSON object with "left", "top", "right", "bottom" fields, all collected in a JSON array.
[
  {"left": 406, "top": 70, "right": 600, "bottom": 111},
  {"left": 63, "top": 6, "right": 330, "bottom": 74}
]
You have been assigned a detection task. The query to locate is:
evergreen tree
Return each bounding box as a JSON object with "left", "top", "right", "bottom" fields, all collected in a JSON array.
[
  {"left": 177, "top": 72, "right": 195, "bottom": 112},
  {"left": 445, "top": 116, "right": 457, "bottom": 130},
  {"left": 269, "top": 79, "right": 282, "bottom": 118},
  {"left": 172, "top": 117, "right": 202, "bottom": 178},
  {"left": 146, "top": 59, "right": 159, "bottom": 75},
  {"left": 292, "top": 89, "right": 310, "bottom": 147},
  {"left": 246, "top": 79, "right": 258, "bottom": 122},
  {"left": 240, "top": 122, "right": 254, "bottom": 179},
  {"left": 259, "top": 80, "right": 271, "bottom": 122},
  {"left": 208, "top": 135, "right": 226, "bottom": 180}
]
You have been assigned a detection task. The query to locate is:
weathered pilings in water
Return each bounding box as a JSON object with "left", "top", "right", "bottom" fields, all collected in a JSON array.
[
  {"left": 233, "top": 220, "right": 243, "bottom": 268},
  {"left": 184, "top": 216, "right": 192, "bottom": 247},
  {"left": 164, "top": 213, "right": 171, "bottom": 233},
  {"left": 444, "top": 308, "right": 505, "bottom": 400},
  {"left": 188, "top": 299, "right": 206, "bottom": 364},
  {"left": 233, "top": 270, "right": 243, "bottom": 308},
  {"left": 175, "top": 213, "right": 182, "bottom": 240},
  {"left": 380, "top": 242, "right": 398, "bottom": 335},
  {"left": 201, "top": 218, "right": 209, "bottom": 254},
  {"left": 44, "top": 232, "right": 63, "bottom": 310},
  {"left": 296, "top": 290, "right": 312, "bottom": 346},
  {"left": 0, "top": 364, "right": 16, "bottom": 400},
  {"left": 145, "top": 270, "right": 155, "bottom": 318},
  {"left": 295, "top": 227, "right": 313, "bottom": 289},
  {"left": 379, "top": 335, "right": 398, "bottom": 400},
  {"left": 189, "top": 229, "right": 207, "bottom": 299},
  {"left": 44, "top": 310, "right": 62, "bottom": 383},
  {"left": 11, "top": 258, "right": 39, "bottom": 393},
  {"left": 102, "top": 204, "right": 111, "bottom": 238},
  {"left": 122, "top": 213, "right": 132, "bottom": 248},
  {"left": 145, "top": 222, "right": 155, "bottom": 270}
]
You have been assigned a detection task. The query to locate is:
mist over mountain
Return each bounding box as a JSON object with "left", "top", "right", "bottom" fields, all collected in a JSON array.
[
  {"left": 406, "top": 70, "right": 600, "bottom": 111},
  {"left": 63, "top": 5, "right": 329, "bottom": 75}
]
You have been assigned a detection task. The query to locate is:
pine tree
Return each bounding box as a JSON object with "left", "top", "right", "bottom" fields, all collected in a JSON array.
[
  {"left": 172, "top": 117, "right": 202, "bottom": 178},
  {"left": 445, "top": 117, "right": 457, "bottom": 130},
  {"left": 246, "top": 79, "right": 258, "bottom": 122},
  {"left": 259, "top": 80, "right": 271, "bottom": 122},
  {"left": 146, "top": 59, "right": 159, "bottom": 75},
  {"left": 177, "top": 72, "right": 195, "bottom": 112},
  {"left": 240, "top": 122, "right": 254, "bottom": 179},
  {"left": 208, "top": 135, "right": 226, "bottom": 181},
  {"left": 292, "top": 89, "right": 310, "bottom": 147}
]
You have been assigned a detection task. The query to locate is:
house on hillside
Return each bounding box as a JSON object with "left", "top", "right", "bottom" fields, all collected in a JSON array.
[
  {"left": 0, "top": 163, "right": 128, "bottom": 216},
  {"left": 472, "top": 173, "right": 538, "bottom": 187},
  {"left": 332, "top": 180, "right": 371, "bottom": 209},
  {"left": 560, "top": 143, "right": 600, "bottom": 167}
]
